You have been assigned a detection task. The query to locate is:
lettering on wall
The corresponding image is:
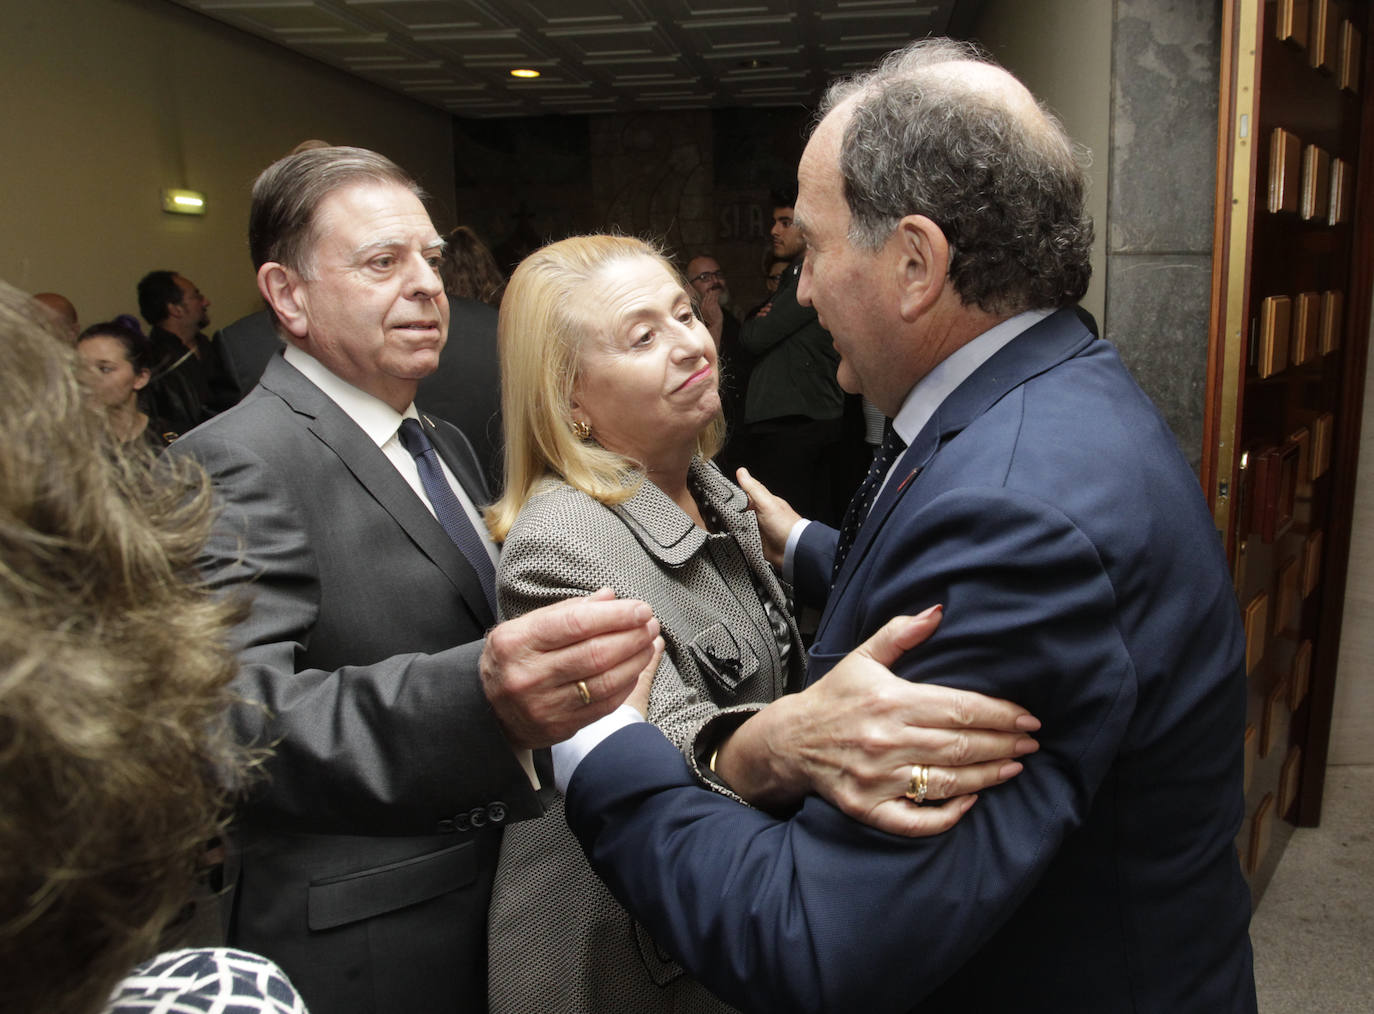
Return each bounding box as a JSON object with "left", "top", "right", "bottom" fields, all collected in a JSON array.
[{"left": 717, "top": 203, "right": 771, "bottom": 242}]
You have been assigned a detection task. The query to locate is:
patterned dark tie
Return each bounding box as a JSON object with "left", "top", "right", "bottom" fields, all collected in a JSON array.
[
  {"left": 397, "top": 417, "right": 499, "bottom": 620},
  {"left": 833, "top": 420, "right": 907, "bottom": 581}
]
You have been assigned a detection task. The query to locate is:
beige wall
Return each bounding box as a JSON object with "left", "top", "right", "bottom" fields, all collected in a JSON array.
[
  {"left": 1331, "top": 310, "right": 1374, "bottom": 765},
  {"left": 972, "top": 0, "right": 1112, "bottom": 326},
  {"left": 0, "top": 0, "right": 455, "bottom": 328}
]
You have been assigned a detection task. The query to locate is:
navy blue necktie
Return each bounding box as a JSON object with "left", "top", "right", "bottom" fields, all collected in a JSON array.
[
  {"left": 833, "top": 421, "right": 907, "bottom": 581},
  {"left": 397, "top": 417, "right": 499, "bottom": 620}
]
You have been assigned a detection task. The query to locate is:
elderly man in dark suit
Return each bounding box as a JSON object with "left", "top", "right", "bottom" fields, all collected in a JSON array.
[
  {"left": 553, "top": 39, "right": 1256, "bottom": 1013},
  {"left": 172, "top": 147, "right": 663, "bottom": 1014}
]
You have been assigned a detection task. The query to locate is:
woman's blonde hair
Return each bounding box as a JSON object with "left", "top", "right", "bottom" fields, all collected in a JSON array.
[
  {"left": 485, "top": 235, "right": 724, "bottom": 541},
  {"left": 0, "top": 282, "right": 249, "bottom": 1013}
]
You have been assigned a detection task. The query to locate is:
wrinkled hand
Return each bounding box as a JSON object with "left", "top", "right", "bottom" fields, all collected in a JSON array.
[
  {"left": 714, "top": 606, "right": 1040, "bottom": 837},
  {"left": 481, "top": 588, "right": 660, "bottom": 748},
  {"left": 735, "top": 467, "right": 801, "bottom": 570}
]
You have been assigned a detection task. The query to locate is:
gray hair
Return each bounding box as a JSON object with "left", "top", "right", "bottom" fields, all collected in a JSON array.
[
  {"left": 819, "top": 39, "right": 1093, "bottom": 315},
  {"left": 249, "top": 146, "right": 425, "bottom": 278}
]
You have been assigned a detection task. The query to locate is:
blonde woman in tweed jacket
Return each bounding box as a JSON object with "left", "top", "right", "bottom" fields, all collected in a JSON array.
[{"left": 483, "top": 236, "right": 806, "bottom": 1013}]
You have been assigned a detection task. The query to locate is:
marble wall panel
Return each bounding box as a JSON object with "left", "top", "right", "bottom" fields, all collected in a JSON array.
[
  {"left": 1105, "top": 253, "right": 1214, "bottom": 471},
  {"left": 1105, "top": 0, "right": 1223, "bottom": 472},
  {"left": 1110, "top": 0, "right": 1223, "bottom": 254}
]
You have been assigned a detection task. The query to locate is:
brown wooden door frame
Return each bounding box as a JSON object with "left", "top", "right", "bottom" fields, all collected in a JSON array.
[
  {"left": 1205, "top": 0, "right": 1373, "bottom": 828},
  {"left": 1301, "top": 8, "right": 1374, "bottom": 823}
]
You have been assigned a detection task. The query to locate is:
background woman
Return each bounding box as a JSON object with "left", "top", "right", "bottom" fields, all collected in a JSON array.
[
  {"left": 75, "top": 319, "right": 170, "bottom": 447},
  {"left": 442, "top": 224, "right": 507, "bottom": 306}
]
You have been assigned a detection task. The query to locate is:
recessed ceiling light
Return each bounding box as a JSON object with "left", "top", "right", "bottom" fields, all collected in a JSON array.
[
  {"left": 738, "top": 58, "right": 773, "bottom": 70},
  {"left": 510, "top": 68, "right": 541, "bottom": 79}
]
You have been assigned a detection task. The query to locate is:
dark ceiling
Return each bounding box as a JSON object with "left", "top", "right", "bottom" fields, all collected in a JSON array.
[{"left": 168, "top": 0, "right": 987, "bottom": 117}]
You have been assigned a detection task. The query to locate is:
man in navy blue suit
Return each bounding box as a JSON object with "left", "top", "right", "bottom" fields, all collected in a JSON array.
[{"left": 554, "top": 39, "right": 1256, "bottom": 1013}]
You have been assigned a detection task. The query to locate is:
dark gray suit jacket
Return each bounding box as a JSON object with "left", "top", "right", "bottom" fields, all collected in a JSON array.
[
  {"left": 174, "top": 353, "right": 543, "bottom": 1014},
  {"left": 212, "top": 308, "right": 282, "bottom": 396}
]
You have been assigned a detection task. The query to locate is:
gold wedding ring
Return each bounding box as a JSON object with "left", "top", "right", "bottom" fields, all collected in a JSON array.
[
  {"left": 575, "top": 680, "right": 592, "bottom": 706},
  {"left": 904, "top": 764, "right": 929, "bottom": 804}
]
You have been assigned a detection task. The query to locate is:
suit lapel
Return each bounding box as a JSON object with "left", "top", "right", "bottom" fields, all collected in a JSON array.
[
  {"left": 423, "top": 413, "right": 490, "bottom": 506},
  {"left": 821, "top": 309, "right": 1097, "bottom": 624},
  {"left": 261, "top": 357, "right": 496, "bottom": 628}
]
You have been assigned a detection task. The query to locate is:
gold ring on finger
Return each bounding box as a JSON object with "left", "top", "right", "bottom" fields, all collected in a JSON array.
[
  {"left": 904, "top": 763, "right": 929, "bottom": 803},
  {"left": 575, "top": 680, "right": 592, "bottom": 706}
]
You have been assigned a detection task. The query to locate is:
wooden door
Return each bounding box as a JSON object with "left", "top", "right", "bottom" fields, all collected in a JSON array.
[{"left": 1206, "top": 0, "right": 1373, "bottom": 895}]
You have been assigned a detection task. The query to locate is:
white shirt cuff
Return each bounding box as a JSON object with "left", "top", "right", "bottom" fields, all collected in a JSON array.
[
  {"left": 516, "top": 748, "right": 540, "bottom": 789},
  {"left": 551, "top": 704, "right": 646, "bottom": 794},
  {"left": 781, "top": 519, "right": 811, "bottom": 584}
]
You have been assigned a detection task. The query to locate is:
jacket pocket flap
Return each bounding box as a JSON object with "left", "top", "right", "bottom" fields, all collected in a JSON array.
[
  {"left": 688, "top": 622, "right": 759, "bottom": 694},
  {"left": 308, "top": 841, "right": 474, "bottom": 930}
]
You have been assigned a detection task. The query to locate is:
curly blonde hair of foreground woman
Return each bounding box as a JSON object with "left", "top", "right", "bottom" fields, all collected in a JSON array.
[{"left": 0, "top": 281, "right": 249, "bottom": 1014}]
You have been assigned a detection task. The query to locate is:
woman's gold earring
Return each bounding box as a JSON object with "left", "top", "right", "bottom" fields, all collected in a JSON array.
[{"left": 571, "top": 419, "right": 592, "bottom": 440}]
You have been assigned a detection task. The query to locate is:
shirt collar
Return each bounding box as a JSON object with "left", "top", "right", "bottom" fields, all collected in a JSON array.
[
  {"left": 283, "top": 344, "right": 417, "bottom": 447},
  {"left": 891, "top": 308, "right": 1053, "bottom": 445}
]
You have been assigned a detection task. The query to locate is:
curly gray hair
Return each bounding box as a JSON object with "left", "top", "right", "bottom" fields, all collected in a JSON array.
[{"left": 819, "top": 39, "right": 1093, "bottom": 316}]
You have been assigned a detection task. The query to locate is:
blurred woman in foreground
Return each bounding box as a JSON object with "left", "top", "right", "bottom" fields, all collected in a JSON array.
[{"left": 0, "top": 284, "right": 304, "bottom": 1013}]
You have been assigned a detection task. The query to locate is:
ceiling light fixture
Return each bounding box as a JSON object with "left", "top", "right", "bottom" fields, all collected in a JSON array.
[{"left": 509, "top": 68, "right": 541, "bottom": 79}]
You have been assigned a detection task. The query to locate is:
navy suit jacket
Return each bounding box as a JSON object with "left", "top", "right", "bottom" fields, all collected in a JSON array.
[{"left": 564, "top": 309, "right": 1256, "bottom": 1013}]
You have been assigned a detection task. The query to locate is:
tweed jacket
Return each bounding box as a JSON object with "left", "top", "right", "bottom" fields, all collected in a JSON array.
[{"left": 487, "top": 458, "right": 805, "bottom": 1013}]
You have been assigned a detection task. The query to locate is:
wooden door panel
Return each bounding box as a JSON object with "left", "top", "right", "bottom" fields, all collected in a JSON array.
[{"left": 1206, "top": 0, "right": 1371, "bottom": 898}]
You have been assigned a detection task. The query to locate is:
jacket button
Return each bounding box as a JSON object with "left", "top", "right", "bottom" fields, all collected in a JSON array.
[
  {"left": 437, "top": 818, "right": 456, "bottom": 834},
  {"left": 469, "top": 807, "right": 488, "bottom": 829},
  {"left": 488, "top": 802, "right": 507, "bottom": 823}
]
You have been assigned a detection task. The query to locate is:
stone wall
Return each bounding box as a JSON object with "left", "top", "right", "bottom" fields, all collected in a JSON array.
[
  {"left": 1105, "top": 0, "right": 1223, "bottom": 470},
  {"left": 450, "top": 107, "right": 811, "bottom": 316}
]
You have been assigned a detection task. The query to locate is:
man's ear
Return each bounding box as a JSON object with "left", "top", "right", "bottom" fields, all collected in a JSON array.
[
  {"left": 894, "top": 215, "right": 951, "bottom": 321},
  {"left": 258, "top": 262, "right": 310, "bottom": 340}
]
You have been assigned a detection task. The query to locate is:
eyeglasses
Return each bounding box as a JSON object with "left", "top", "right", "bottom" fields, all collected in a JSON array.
[{"left": 689, "top": 270, "right": 725, "bottom": 284}]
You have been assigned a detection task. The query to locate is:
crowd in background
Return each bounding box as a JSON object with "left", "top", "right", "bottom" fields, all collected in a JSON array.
[{"left": 38, "top": 203, "right": 861, "bottom": 521}]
